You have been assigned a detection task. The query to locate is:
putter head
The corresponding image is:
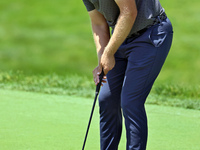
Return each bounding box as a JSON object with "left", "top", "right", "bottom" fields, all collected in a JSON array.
[{"left": 95, "top": 70, "right": 104, "bottom": 94}]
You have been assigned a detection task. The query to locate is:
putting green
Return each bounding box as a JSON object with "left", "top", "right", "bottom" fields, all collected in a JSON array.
[{"left": 0, "top": 89, "right": 199, "bottom": 150}]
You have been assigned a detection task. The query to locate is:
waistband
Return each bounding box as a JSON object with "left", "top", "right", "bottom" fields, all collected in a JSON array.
[
  {"left": 153, "top": 12, "right": 167, "bottom": 25},
  {"left": 128, "top": 12, "right": 167, "bottom": 38}
]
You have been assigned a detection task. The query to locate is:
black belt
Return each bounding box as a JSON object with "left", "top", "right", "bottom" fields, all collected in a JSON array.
[{"left": 153, "top": 12, "right": 167, "bottom": 25}]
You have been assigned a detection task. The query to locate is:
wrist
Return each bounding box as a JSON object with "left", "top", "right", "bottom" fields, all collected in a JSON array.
[
  {"left": 97, "top": 49, "right": 104, "bottom": 65},
  {"left": 104, "top": 46, "right": 115, "bottom": 57}
]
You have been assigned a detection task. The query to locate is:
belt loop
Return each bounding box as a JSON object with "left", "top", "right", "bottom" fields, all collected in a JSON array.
[{"left": 157, "top": 16, "right": 163, "bottom": 25}]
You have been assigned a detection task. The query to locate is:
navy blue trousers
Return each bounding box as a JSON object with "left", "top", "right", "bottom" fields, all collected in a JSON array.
[{"left": 98, "top": 18, "right": 173, "bottom": 150}]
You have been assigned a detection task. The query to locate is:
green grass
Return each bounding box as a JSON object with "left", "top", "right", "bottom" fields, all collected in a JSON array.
[
  {"left": 0, "top": 1, "right": 200, "bottom": 149},
  {"left": 1, "top": 71, "right": 200, "bottom": 110},
  {"left": 0, "top": 0, "right": 200, "bottom": 85},
  {"left": 0, "top": 89, "right": 200, "bottom": 150},
  {"left": 0, "top": 0, "right": 96, "bottom": 75},
  {"left": 0, "top": 0, "right": 200, "bottom": 110}
]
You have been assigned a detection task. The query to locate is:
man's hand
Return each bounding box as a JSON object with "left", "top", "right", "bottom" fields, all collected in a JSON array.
[
  {"left": 93, "top": 65, "right": 107, "bottom": 86},
  {"left": 101, "top": 49, "right": 115, "bottom": 75}
]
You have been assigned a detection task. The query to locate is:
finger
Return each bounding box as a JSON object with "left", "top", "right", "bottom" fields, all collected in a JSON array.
[
  {"left": 96, "top": 76, "right": 99, "bottom": 85},
  {"left": 102, "top": 80, "right": 107, "bottom": 83},
  {"left": 94, "top": 74, "right": 99, "bottom": 85},
  {"left": 102, "top": 78, "right": 107, "bottom": 82},
  {"left": 97, "top": 66, "right": 103, "bottom": 74},
  {"left": 97, "top": 69, "right": 103, "bottom": 76},
  {"left": 94, "top": 77, "right": 97, "bottom": 85}
]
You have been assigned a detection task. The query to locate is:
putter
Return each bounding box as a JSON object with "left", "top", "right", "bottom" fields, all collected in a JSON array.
[{"left": 82, "top": 70, "right": 104, "bottom": 150}]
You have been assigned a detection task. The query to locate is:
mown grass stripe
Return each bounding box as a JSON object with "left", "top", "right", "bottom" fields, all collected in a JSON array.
[{"left": 0, "top": 89, "right": 200, "bottom": 150}]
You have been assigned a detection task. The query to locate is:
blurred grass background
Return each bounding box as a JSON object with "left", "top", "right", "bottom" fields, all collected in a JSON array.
[{"left": 0, "top": 0, "right": 200, "bottom": 108}]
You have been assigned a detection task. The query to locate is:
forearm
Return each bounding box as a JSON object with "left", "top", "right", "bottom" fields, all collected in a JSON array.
[
  {"left": 91, "top": 23, "right": 110, "bottom": 65},
  {"left": 104, "top": 13, "right": 137, "bottom": 56}
]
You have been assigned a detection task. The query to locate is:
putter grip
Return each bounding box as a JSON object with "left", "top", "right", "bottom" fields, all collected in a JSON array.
[{"left": 96, "top": 70, "right": 104, "bottom": 94}]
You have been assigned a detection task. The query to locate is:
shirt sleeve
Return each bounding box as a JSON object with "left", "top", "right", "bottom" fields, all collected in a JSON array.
[{"left": 82, "top": 0, "right": 95, "bottom": 11}]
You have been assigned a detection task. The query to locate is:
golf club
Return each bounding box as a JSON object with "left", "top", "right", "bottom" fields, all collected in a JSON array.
[{"left": 82, "top": 70, "right": 104, "bottom": 150}]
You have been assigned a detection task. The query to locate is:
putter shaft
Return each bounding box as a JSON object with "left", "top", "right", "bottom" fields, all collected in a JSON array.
[{"left": 82, "top": 70, "right": 104, "bottom": 150}]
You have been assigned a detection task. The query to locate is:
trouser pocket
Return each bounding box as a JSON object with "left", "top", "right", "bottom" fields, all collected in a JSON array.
[{"left": 149, "top": 18, "right": 173, "bottom": 47}]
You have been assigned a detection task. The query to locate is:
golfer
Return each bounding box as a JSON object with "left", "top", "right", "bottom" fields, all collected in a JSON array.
[{"left": 83, "top": 0, "right": 173, "bottom": 149}]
